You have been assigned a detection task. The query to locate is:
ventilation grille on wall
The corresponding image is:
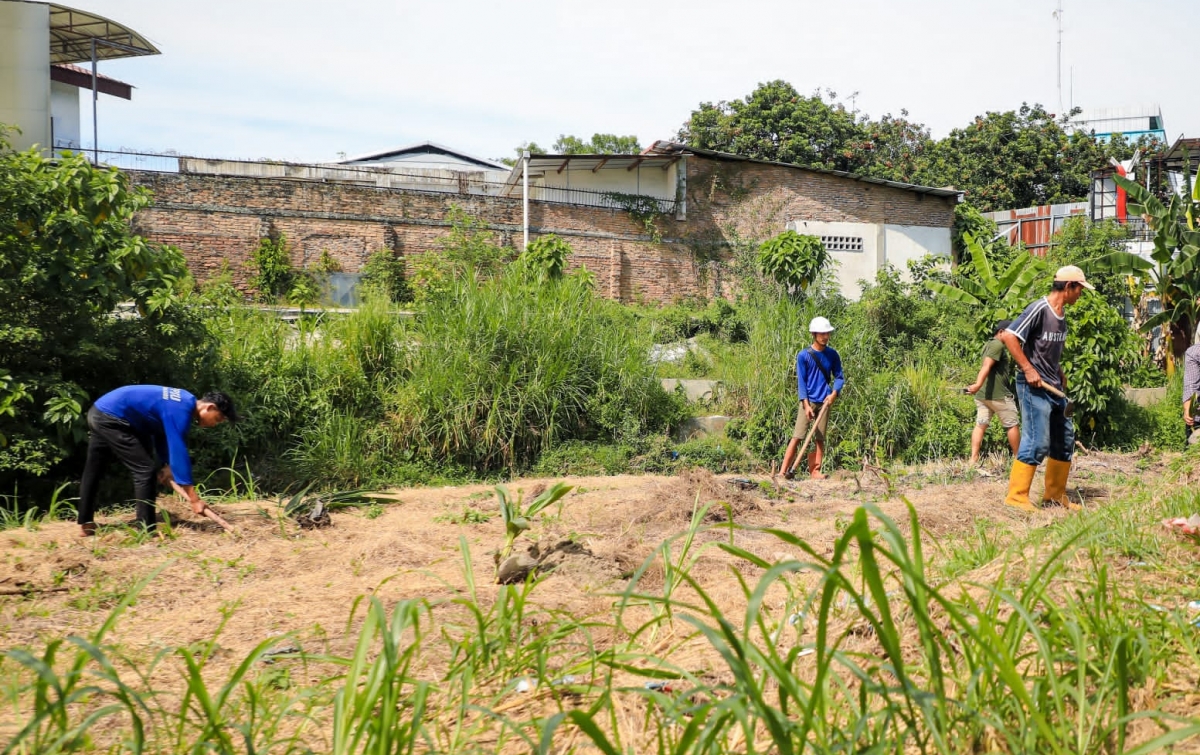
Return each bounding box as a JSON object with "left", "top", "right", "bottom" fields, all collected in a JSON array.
[{"left": 820, "top": 235, "right": 864, "bottom": 253}]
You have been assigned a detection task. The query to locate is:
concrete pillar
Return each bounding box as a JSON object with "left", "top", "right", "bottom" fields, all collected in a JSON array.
[{"left": 0, "top": 1, "right": 51, "bottom": 153}]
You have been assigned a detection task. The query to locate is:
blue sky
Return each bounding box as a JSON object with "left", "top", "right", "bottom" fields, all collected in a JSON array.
[{"left": 78, "top": 0, "right": 1195, "bottom": 164}]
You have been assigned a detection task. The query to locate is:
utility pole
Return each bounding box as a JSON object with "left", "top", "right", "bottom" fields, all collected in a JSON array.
[{"left": 1053, "top": 0, "right": 1064, "bottom": 116}]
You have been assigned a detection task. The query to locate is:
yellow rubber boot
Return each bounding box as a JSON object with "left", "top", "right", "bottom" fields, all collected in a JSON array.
[
  {"left": 1041, "top": 458, "right": 1081, "bottom": 511},
  {"left": 1004, "top": 460, "right": 1037, "bottom": 512}
]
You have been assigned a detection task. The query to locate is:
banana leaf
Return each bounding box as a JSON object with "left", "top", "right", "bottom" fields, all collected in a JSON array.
[
  {"left": 925, "top": 281, "right": 982, "bottom": 307},
  {"left": 963, "top": 232, "right": 999, "bottom": 294},
  {"left": 1084, "top": 251, "right": 1152, "bottom": 276}
]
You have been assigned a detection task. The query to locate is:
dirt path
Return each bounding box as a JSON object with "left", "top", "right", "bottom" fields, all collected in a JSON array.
[{"left": 1, "top": 454, "right": 1134, "bottom": 669}]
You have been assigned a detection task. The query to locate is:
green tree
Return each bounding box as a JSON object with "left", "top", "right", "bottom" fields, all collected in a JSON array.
[
  {"left": 506, "top": 133, "right": 642, "bottom": 165},
  {"left": 921, "top": 104, "right": 1151, "bottom": 212},
  {"left": 757, "top": 230, "right": 828, "bottom": 296},
  {"left": 0, "top": 131, "right": 197, "bottom": 483},
  {"left": 679, "top": 81, "right": 866, "bottom": 171}
]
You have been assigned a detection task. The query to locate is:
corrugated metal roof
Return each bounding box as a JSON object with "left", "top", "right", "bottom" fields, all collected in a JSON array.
[
  {"left": 502, "top": 152, "right": 681, "bottom": 186},
  {"left": 41, "top": 3, "right": 160, "bottom": 63},
  {"left": 645, "top": 140, "right": 961, "bottom": 199},
  {"left": 339, "top": 141, "right": 509, "bottom": 171}
]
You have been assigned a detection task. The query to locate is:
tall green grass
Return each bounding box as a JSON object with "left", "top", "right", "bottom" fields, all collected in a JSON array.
[{"left": 389, "top": 273, "right": 681, "bottom": 471}]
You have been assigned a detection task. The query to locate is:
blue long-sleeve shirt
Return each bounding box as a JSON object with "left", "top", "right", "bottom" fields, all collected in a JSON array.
[
  {"left": 93, "top": 385, "right": 198, "bottom": 485},
  {"left": 796, "top": 347, "right": 845, "bottom": 404}
]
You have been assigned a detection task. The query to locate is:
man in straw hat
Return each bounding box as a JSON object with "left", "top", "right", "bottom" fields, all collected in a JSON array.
[
  {"left": 997, "top": 265, "right": 1093, "bottom": 511},
  {"left": 777, "top": 316, "right": 844, "bottom": 480}
]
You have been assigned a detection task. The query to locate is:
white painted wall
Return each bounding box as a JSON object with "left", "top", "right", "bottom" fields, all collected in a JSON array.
[
  {"left": 788, "top": 219, "right": 882, "bottom": 299},
  {"left": 50, "top": 80, "right": 80, "bottom": 149},
  {"left": 788, "top": 219, "right": 952, "bottom": 299},
  {"left": 883, "top": 224, "right": 952, "bottom": 275},
  {"left": 0, "top": 1, "right": 51, "bottom": 152}
]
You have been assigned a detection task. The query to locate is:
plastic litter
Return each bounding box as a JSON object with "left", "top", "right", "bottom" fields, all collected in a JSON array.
[
  {"left": 1163, "top": 514, "right": 1200, "bottom": 536},
  {"left": 552, "top": 675, "right": 581, "bottom": 686},
  {"left": 644, "top": 681, "right": 676, "bottom": 693},
  {"left": 513, "top": 677, "right": 534, "bottom": 693},
  {"left": 728, "top": 477, "right": 757, "bottom": 490}
]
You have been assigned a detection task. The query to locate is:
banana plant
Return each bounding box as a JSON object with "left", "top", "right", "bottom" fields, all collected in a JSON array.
[
  {"left": 1085, "top": 160, "right": 1200, "bottom": 372},
  {"left": 495, "top": 482, "right": 573, "bottom": 564},
  {"left": 925, "top": 231, "right": 1047, "bottom": 337}
]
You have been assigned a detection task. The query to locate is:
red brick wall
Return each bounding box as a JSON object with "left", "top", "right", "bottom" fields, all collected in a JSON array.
[{"left": 127, "top": 154, "right": 955, "bottom": 304}]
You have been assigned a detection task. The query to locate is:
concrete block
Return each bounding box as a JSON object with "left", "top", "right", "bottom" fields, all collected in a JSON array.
[
  {"left": 675, "top": 415, "right": 731, "bottom": 442},
  {"left": 1124, "top": 386, "right": 1167, "bottom": 407},
  {"left": 661, "top": 379, "right": 722, "bottom": 403}
]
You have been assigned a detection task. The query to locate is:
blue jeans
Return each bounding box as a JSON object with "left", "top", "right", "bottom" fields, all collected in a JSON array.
[{"left": 1015, "top": 376, "right": 1074, "bottom": 466}]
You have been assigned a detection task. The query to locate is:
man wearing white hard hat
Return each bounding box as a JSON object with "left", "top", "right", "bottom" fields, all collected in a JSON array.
[
  {"left": 997, "top": 265, "right": 1093, "bottom": 512},
  {"left": 777, "top": 316, "right": 844, "bottom": 480}
]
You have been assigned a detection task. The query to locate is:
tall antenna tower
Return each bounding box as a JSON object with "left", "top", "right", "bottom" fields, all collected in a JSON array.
[{"left": 1053, "top": 1, "right": 1064, "bottom": 116}]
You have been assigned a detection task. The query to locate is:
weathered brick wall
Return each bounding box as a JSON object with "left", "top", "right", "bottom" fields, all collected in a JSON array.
[{"left": 127, "top": 154, "right": 955, "bottom": 304}]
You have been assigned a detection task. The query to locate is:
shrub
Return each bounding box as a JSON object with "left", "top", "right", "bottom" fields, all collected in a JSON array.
[
  {"left": 0, "top": 135, "right": 200, "bottom": 491},
  {"left": 757, "top": 230, "right": 829, "bottom": 295},
  {"left": 389, "top": 273, "right": 684, "bottom": 472},
  {"left": 518, "top": 234, "right": 571, "bottom": 282},
  {"left": 359, "top": 249, "right": 411, "bottom": 304}
]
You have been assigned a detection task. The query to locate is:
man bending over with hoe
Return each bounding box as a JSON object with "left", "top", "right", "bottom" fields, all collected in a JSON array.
[
  {"left": 777, "top": 317, "right": 844, "bottom": 480},
  {"left": 77, "top": 385, "right": 239, "bottom": 536},
  {"left": 998, "top": 266, "right": 1092, "bottom": 512}
]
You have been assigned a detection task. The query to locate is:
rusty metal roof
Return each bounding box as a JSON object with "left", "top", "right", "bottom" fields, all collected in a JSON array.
[
  {"left": 645, "top": 140, "right": 961, "bottom": 199},
  {"left": 42, "top": 2, "right": 160, "bottom": 64},
  {"left": 50, "top": 63, "right": 133, "bottom": 99}
]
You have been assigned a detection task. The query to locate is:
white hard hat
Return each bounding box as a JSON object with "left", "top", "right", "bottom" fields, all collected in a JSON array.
[{"left": 809, "top": 316, "right": 834, "bottom": 333}]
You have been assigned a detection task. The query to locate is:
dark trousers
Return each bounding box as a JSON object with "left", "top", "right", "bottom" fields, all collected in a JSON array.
[{"left": 77, "top": 406, "right": 159, "bottom": 529}]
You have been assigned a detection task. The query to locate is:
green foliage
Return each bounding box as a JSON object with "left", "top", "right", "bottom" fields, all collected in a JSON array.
[
  {"left": 410, "top": 206, "right": 510, "bottom": 302},
  {"left": 1060, "top": 292, "right": 1147, "bottom": 435},
  {"left": 1089, "top": 167, "right": 1200, "bottom": 367},
  {"left": 495, "top": 481, "right": 572, "bottom": 563},
  {"left": 756, "top": 230, "right": 829, "bottom": 295},
  {"left": 1046, "top": 216, "right": 1133, "bottom": 307},
  {"left": 508, "top": 133, "right": 642, "bottom": 164},
  {"left": 922, "top": 104, "right": 1152, "bottom": 211},
  {"left": 518, "top": 234, "right": 571, "bottom": 282},
  {"left": 680, "top": 81, "right": 883, "bottom": 173},
  {"left": 359, "top": 248, "right": 410, "bottom": 303},
  {"left": 604, "top": 192, "right": 665, "bottom": 241},
  {"left": 952, "top": 202, "right": 997, "bottom": 262},
  {"left": 0, "top": 132, "right": 200, "bottom": 487},
  {"left": 249, "top": 234, "right": 293, "bottom": 303},
  {"left": 927, "top": 232, "right": 1047, "bottom": 338},
  {"left": 679, "top": 85, "right": 1153, "bottom": 212},
  {"left": 391, "top": 272, "right": 684, "bottom": 471}
]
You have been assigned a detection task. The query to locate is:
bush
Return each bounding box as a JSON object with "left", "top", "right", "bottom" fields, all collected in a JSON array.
[
  {"left": 359, "top": 249, "right": 411, "bottom": 303},
  {"left": 0, "top": 135, "right": 201, "bottom": 491},
  {"left": 388, "top": 272, "right": 685, "bottom": 472}
]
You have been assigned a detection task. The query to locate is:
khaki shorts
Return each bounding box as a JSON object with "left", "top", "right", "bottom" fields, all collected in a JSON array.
[
  {"left": 792, "top": 402, "right": 831, "bottom": 441},
  {"left": 975, "top": 396, "right": 1019, "bottom": 429}
]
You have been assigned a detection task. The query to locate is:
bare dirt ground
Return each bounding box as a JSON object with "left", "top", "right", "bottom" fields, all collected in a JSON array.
[{"left": 1, "top": 451, "right": 1144, "bottom": 673}]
